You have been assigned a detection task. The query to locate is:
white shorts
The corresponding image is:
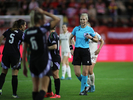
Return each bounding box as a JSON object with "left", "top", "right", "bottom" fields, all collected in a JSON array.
[
  {"left": 91, "top": 53, "right": 98, "bottom": 63},
  {"left": 61, "top": 52, "right": 71, "bottom": 59}
]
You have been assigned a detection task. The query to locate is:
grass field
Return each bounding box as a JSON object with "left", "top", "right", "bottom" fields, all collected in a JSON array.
[{"left": 0, "top": 62, "right": 133, "bottom": 100}]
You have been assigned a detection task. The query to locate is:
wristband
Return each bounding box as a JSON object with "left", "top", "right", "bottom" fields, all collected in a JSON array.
[
  {"left": 69, "top": 45, "right": 73, "bottom": 50},
  {"left": 91, "top": 37, "right": 93, "bottom": 40}
]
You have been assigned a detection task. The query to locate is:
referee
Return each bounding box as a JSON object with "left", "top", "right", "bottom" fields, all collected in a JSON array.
[{"left": 69, "top": 13, "right": 98, "bottom": 95}]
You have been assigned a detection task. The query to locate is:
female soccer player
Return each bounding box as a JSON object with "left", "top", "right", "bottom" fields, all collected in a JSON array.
[
  {"left": 69, "top": 13, "right": 98, "bottom": 95},
  {"left": 22, "top": 8, "right": 60, "bottom": 100},
  {"left": 0, "top": 19, "right": 26, "bottom": 98},
  {"left": 45, "top": 28, "right": 61, "bottom": 98},
  {"left": 87, "top": 23, "right": 104, "bottom": 92},
  {"left": 60, "top": 23, "right": 75, "bottom": 80}
]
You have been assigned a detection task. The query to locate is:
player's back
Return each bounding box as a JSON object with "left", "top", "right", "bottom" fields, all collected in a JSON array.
[
  {"left": 24, "top": 27, "right": 48, "bottom": 61},
  {"left": 2, "top": 28, "right": 23, "bottom": 57}
]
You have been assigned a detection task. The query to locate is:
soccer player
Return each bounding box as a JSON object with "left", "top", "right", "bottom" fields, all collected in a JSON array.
[
  {"left": 59, "top": 23, "right": 75, "bottom": 80},
  {"left": 45, "top": 28, "right": 61, "bottom": 98},
  {"left": 22, "top": 8, "right": 60, "bottom": 100},
  {"left": 0, "top": 19, "right": 26, "bottom": 98},
  {"left": 87, "top": 23, "right": 104, "bottom": 92},
  {"left": 69, "top": 13, "right": 98, "bottom": 95}
]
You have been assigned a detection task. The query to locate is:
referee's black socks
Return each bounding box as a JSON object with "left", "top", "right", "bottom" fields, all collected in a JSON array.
[
  {"left": 0, "top": 73, "right": 6, "bottom": 89},
  {"left": 54, "top": 78, "right": 60, "bottom": 95},
  {"left": 12, "top": 75, "right": 18, "bottom": 95}
]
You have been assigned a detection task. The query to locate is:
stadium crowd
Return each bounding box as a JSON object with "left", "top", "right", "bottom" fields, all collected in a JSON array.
[{"left": 0, "top": 0, "right": 133, "bottom": 27}]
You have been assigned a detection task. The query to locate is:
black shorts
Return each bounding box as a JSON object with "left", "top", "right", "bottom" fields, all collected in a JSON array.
[
  {"left": 1, "top": 54, "right": 21, "bottom": 70},
  {"left": 51, "top": 58, "right": 61, "bottom": 71},
  {"left": 72, "top": 47, "right": 92, "bottom": 66},
  {"left": 30, "top": 54, "right": 50, "bottom": 77}
]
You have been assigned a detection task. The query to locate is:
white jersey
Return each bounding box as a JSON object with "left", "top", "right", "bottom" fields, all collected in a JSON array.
[
  {"left": 89, "top": 32, "right": 101, "bottom": 57},
  {"left": 59, "top": 31, "right": 71, "bottom": 52}
]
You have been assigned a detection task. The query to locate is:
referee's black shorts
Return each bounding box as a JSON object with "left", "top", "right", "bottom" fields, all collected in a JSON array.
[{"left": 72, "top": 47, "right": 92, "bottom": 66}]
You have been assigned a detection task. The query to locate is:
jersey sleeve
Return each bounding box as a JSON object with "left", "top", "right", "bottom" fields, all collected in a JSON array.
[
  {"left": 72, "top": 26, "right": 78, "bottom": 36},
  {"left": 40, "top": 23, "right": 51, "bottom": 33},
  {"left": 22, "top": 31, "right": 28, "bottom": 43}
]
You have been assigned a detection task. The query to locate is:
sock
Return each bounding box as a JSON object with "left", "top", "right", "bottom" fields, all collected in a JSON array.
[
  {"left": 66, "top": 66, "right": 71, "bottom": 77},
  {"left": 12, "top": 75, "right": 18, "bottom": 95},
  {"left": 54, "top": 78, "right": 60, "bottom": 95},
  {"left": 32, "top": 92, "right": 38, "bottom": 100},
  {"left": 62, "top": 65, "right": 66, "bottom": 78},
  {"left": 48, "top": 78, "right": 52, "bottom": 93},
  {"left": 77, "top": 74, "right": 83, "bottom": 81},
  {"left": 0, "top": 73, "right": 6, "bottom": 89},
  {"left": 80, "top": 75, "right": 88, "bottom": 92},
  {"left": 35, "top": 90, "right": 46, "bottom": 100},
  {"left": 87, "top": 77, "right": 92, "bottom": 85},
  {"left": 89, "top": 73, "right": 95, "bottom": 85}
]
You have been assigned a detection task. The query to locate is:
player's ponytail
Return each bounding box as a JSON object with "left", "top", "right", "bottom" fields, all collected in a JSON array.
[
  {"left": 10, "top": 20, "right": 18, "bottom": 31},
  {"left": 34, "top": 11, "right": 44, "bottom": 24}
]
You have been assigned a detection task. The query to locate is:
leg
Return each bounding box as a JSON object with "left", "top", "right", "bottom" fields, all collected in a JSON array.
[
  {"left": 12, "top": 69, "right": 19, "bottom": 97},
  {"left": 32, "top": 77, "right": 39, "bottom": 100},
  {"left": 50, "top": 70, "right": 61, "bottom": 98},
  {"left": 34, "top": 76, "right": 49, "bottom": 100},
  {"left": 0, "top": 68, "right": 8, "bottom": 95},
  {"left": 44, "top": 77, "right": 54, "bottom": 98},
  {"left": 88, "top": 63, "right": 96, "bottom": 92},
  {"left": 66, "top": 60, "right": 72, "bottom": 79},
  {"left": 80, "top": 65, "right": 89, "bottom": 93},
  {"left": 61, "top": 56, "right": 68, "bottom": 79}
]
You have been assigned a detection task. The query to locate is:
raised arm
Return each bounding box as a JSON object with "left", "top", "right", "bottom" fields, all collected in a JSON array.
[{"left": 36, "top": 8, "right": 60, "bottom": 29}]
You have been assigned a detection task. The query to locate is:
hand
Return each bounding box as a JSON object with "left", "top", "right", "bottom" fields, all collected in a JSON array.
[
  {"left": 23, "top": 65, "right": 28, "bottom": 77},
  {"left": 35, "top": 7, "right": 44, "bottom": 13},
  {"left": 84, "top": 33, "right": 92, "bottom": 39},
  {"left": 95, "top": 49, "right": 100, "bottom": 55},
  {"left": 70, "top": 50, "right": 74, "bottom": 55}
]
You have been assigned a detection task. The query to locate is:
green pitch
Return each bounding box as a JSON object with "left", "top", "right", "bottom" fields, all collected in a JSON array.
[{"left": 0, "top": 62, "right": 133, "bottom": 100}]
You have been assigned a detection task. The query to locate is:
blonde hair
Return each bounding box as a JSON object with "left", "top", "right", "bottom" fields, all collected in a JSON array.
[
  {"left": 80, "top": 13, "right": 88, "bottom": 20},
  {"left": 29, "top": 10, "right": 35, "bottom": 27}
]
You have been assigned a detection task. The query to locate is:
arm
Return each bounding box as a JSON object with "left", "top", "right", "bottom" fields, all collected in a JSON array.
[
  {"left": 48, "top": 44, "right": 57, "bottom": 50},
  {"left": 36, "top": 8, "right": 60, "bottom": 29},
  {"left": 95, "top": 38, "right": 104, "bottom": 55},
  {"left": 69, "top": 34, "right": 74, "bottom": 55},
  {"left": 71, "top": 38, "right": 75, "bottom": 45},
  {"left": 85, "top": 34, "right": 98, "bottom": 42},
  {"left": 22, "top": 42, "right": 28, "bottom": 77},
  {"left": 0, "top": 35, "right": 4, "bottom": 45}
]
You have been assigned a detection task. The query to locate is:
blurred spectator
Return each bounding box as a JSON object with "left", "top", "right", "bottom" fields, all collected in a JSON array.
[
  {"left": 116, "top": 18, "right": 124, "bottom": 27},
  {"left": 49, "top": 0, "right": 59, "bottom": 9},
  {"left": 116, "top": 0, "right": 126, "bottom": 15},
  {"left": 0, "top": 0, "right": 7, "bottom": 15},
  {"left": 19, "top": 0, "right": 29, "bottom": 15},
  {"left": 106, "top": 17, "right": 115, "bottom": 27},
  {"left": 127, "top": 16, "right": 133, "bottom": 27},
  {"left": 125, "top": 0, "right": 133, "bottom": 18},
  {"left": 29, "top": 0, "right": 39, "bottom": 12},
  {"left": 108, "top": 0, "right": 117, "bottom": 21},
  {"left": 41, "top": 0, "right": 50, "bottom": 11},
  {"left": 88, "top": 16, "right": 97, "bottom": 27},
  {"left": 87, "top": 4, "right": 96, "bottom": 19},
  {"left": 95, "top": 0, "right": 106, "bottom": 17},
  {"left": 66, "top": 0, "right": 78, "bottom": 25},
  {"left": 79, "top": 3, "right": 88, "bottom": 14}
]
